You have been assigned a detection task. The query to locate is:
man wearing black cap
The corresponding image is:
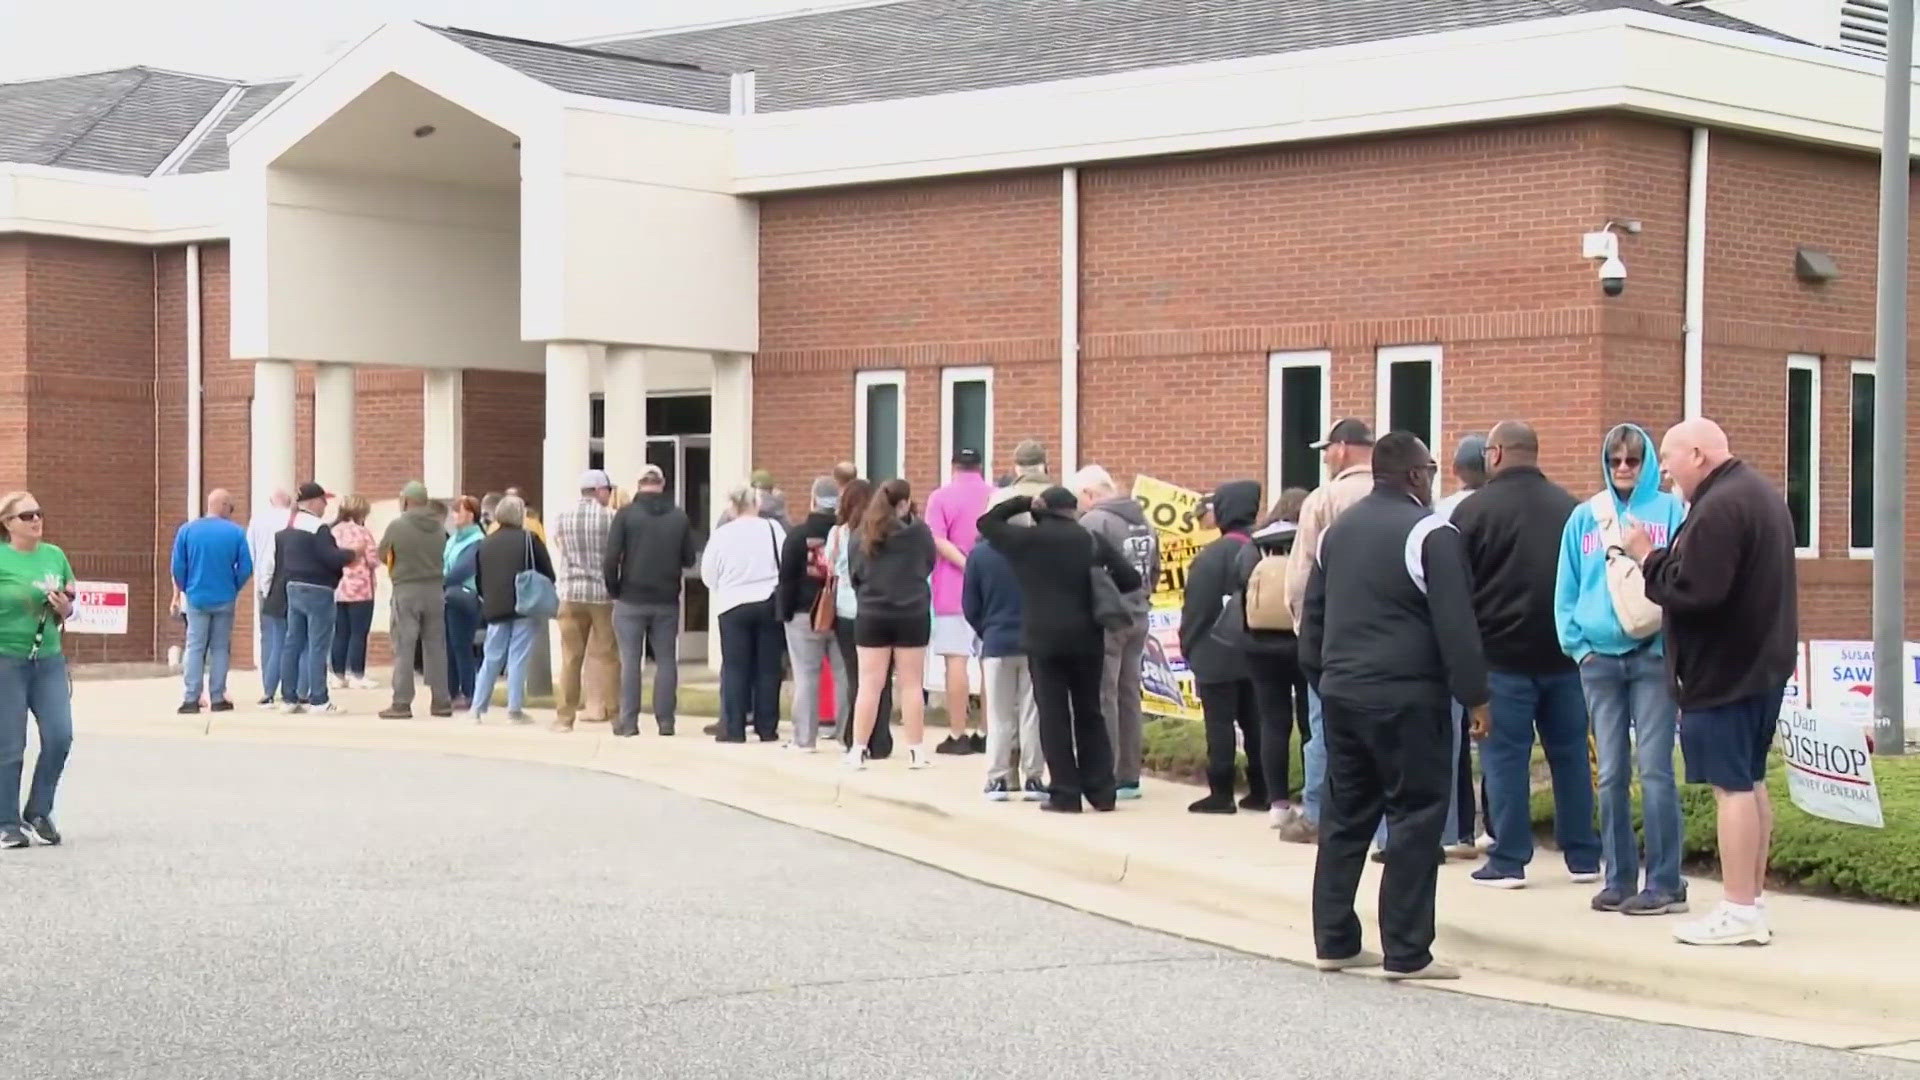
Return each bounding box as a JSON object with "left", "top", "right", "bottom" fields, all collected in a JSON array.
[
  {"left": 976, "top": 487, "right": 1142, "bottom": 812},
  {"left": 1277, "top": 418, "right": 1376, "bottom": 843},
  {"left": 273, "top": 482, "right": 356, "bottom": 714}
]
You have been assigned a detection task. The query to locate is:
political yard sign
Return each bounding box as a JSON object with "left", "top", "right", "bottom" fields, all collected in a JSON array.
[
  {"left": 66, "top": 581, "right": 129, "bottom": 635},
  {"left": 1806, "top": 640, "right": 1920, "bottom": 730},
  {"left": 1777, "top": 706, "right": 1884, "bottom": 828}
]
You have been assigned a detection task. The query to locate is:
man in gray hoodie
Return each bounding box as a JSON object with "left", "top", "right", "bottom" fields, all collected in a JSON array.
[
  {"left": 1072, "top": 464, "right": 1160, "bottom": 799},
  {"left": 378, "top": 481, "right": 452, "bottom": 718}
]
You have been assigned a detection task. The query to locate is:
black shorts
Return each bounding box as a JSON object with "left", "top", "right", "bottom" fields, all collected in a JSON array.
[
  {"left": 1679, "top": 684, "right": 1785, "bottom": 792},
  {"left": 855, "top": 612, "right": 930, "bottom": 649}
]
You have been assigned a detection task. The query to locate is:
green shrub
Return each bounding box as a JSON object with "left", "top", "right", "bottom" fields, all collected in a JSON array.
[
  {"left": 1142, "top": 715, "right": 1305, "bottom": 797},
  {"left": 1529, "top": 752, "right": 1919, "bottom": 905}
]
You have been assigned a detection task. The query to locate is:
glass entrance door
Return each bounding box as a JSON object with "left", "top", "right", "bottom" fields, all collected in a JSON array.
[{"left": 646, "top": 433, "right": 712, "bottom": 661}]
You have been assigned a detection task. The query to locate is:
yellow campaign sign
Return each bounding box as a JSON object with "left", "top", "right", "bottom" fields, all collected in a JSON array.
[{"left": 1132, "top": 475, "right": 1214, "bottom": 722}]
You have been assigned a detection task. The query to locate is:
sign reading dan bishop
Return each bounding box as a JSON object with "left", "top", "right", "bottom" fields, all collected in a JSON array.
[{"left": 1777, "top": 706, "right": 1885, "bottom": 828}]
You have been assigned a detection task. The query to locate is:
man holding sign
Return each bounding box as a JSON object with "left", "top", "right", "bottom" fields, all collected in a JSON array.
[{"left": 1624, "top": 419, "right": 1798, "bottom": 947}]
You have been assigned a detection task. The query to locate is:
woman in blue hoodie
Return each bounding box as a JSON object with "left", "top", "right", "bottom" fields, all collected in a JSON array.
[{"left": 1553, "top": 423, "right": 1689, "bottom": 917}]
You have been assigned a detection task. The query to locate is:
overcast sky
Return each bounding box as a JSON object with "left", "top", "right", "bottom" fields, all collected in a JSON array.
[{"left": 0, "top": 0, "right": 850, "bottom": 82}]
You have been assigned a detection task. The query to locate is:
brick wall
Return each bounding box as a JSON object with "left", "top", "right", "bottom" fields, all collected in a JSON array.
[{"left": 462, "top": 369, "right": 544, "bottom": 504}]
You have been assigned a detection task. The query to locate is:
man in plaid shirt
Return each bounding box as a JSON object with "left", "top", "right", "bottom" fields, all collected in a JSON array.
[{"left": 552, "top": 469, "right": 619, "bottom": 731}]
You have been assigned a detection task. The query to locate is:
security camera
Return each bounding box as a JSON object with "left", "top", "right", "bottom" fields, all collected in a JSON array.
[{"left": 1598, "top": 255, "right": 1626, "bottom": 298}]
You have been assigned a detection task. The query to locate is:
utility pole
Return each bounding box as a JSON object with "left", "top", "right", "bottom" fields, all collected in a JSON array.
[{"left": 1872, "top": 0, "right": 1912, "bottom": 756}]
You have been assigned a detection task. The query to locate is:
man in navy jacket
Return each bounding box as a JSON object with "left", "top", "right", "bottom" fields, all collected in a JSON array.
[{"left": 963, "top": 539, "right": 1044, "bottom": 801}]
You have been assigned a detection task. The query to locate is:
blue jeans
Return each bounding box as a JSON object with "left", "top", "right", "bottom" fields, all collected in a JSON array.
[
  {"left": 444, "top": 590, "right": 481, "bottom": 702},
  {"left": 0, "top": 655, "right": 73, "bottom": 830},
  {"left": 330, "top": 599, "right": 374, "bottom": 678},
  {"left": 1303, "top": 685, "right": 1326, "bottom": 824},
  {"left": 281, "top": 583, "right": 337, "bottom": 706},
  {"left": 182, "top": 600, "right": 236, "bottom": 704},
  {"left": 473, "top": 618, "right": 538, "bottom": 715},
  {"left": 1482, "top": 668, "right": 1601, "bottom": 877},
  {"left": 1581, "top": 648, "right": 1683, "bottom": 895}
]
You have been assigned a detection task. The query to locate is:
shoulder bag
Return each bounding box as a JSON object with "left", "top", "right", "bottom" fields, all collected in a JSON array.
[
  {"left": 513, "top": 530, "right": 560, "bottom": 619},
  {"left": 811, "top": 526, "right": 840, "bottom": 633},
  {"left": 1587, "top": 491, "right": 1662, "bottom": 640},
  {"left": 1088, "top": 532, "right": 1134, "bottom": 632}
]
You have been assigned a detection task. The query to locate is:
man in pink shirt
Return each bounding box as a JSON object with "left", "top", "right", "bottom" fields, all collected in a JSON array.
[{"left": 925, "top": 447, "right": 992, "bottom": 754}]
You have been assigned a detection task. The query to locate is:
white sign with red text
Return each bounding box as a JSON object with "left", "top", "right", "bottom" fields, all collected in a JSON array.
[
  {"left": 1777, "top": 705, "right": 1885, "bottom": 828},
  {"left": 67, "top": 581, "right": 129, "bottom": 635}
]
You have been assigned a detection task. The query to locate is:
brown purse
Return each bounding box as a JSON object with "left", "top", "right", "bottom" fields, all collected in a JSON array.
[{"left": 810, "top": 528, "right": 840, "bottom": 633}]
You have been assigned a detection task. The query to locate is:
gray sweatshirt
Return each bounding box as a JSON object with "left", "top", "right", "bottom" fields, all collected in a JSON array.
[{"left": 1078, "top": 495, "right": 1160, "bottom": 619}]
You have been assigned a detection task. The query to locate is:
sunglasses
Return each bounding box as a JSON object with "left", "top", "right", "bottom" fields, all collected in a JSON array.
[
  {"left": 8, "top": 510, "right": 42, "bottom": 523},
  {"left": 1607, "top": 455, "right": 1643, "bottom": 469}
]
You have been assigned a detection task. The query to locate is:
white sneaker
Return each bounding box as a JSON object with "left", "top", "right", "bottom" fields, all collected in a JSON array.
[
  {"left": 350, "top": 676, "right": 380, "bottom": 690},
  {"left": 330, "top": 674, "right": 347, "bottom": 689},
  {"left": 842, "top": 746, "right": 867, "bottom": 771},
  {"left": 1474, "top": 833, "right": 1494, "bottom": 852},
  {"left": 467, "top": 711, "right": 485, "bottom": 724},
  {"left": 907, "top": 744, "right": 932, "bottom": 770},
  {"left": 1569, "top": 870, "right": 1602, "bottom": 885},
  {"left": 314, "top": 702, "right": 342, "bottom": 714},
  {"left": 1269, "top": 806, "right": 1293, "bottom": 829},
  {"left": 1673, "top": 902, "right": 1771, "bottom": 947}
]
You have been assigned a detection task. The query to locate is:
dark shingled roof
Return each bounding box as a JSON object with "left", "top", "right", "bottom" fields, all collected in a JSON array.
[
  {"left": 0, "top": 1, "right": 1795, "bottom": 176},
  {"left": 428, "top": 26, "right": 733, "bottom": 112}
]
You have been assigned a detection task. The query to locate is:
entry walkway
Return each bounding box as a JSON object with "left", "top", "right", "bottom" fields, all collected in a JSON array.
[{"left": 72, "top": 677, "right": 1920, "bottom": 1059}]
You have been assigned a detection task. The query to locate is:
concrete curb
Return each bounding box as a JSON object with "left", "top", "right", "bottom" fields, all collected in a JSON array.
[{"left": 93, "top": 711, "right": 1920, "bottom": 1050}]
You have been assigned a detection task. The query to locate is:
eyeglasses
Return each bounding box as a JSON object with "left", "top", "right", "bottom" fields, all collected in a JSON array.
[
  {"left": 1607, "top": 456, "right": 1643, "bottom": 469},
  {"left": 7, "top": 510, "right": 42, "bottom": 523}
]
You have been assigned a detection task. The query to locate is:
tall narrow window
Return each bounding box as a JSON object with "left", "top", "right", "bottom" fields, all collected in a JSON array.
[
  {"left": 940, "top": 366, "right": 992, "bottom": 482},
  {"left": 855, "top": 370, "right": 906, "bottom": 482},
  {"left": 1785, "top": 355, "right": 1820, "bottom": 556},
  {"left": 1851, "top": 359, "right": 1876, "bottom": 554},
  {"left": 1267, "top": 350, "right": 1331, "bottom": 498},
  {"left": 1376, "top": 344, "right": 1442, "bottom": 496}
]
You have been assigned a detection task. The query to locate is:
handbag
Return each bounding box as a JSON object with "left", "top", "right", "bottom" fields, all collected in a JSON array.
[
  {"left": 1088, "top": 532, "right": 1134, "bottom": 632},
  {"left": 1587, "top": 491, "right": 1662, "bottom": 640},
  {"left": 811, "top": 527, "right": 840, "bottom": 633},
  {"left": 513, "top": 530, "right": 560, "bottom": 619}
]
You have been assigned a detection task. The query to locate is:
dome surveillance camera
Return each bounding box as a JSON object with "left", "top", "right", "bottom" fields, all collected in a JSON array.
[{"left": 1598, "top": 255, "right": 1626, "bottom": 298}]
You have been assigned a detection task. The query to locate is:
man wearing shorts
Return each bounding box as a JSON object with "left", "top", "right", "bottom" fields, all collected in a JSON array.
[
  {"left": 925, "top": 448, "right": 992, "bottom": 755},
  {"left": 1625, "top": 418, "right": 1797, "bottom": 947}
]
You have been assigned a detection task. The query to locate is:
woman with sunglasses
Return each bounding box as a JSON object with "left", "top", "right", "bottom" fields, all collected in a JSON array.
[{"left": 0, "top": 492, "right": 75, "bottom": 849}]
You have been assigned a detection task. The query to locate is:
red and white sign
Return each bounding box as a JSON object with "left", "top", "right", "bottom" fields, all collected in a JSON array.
[
  {"left": 1778, "top": 705, "right": 1885, "bottom": 828},
  {"left": 67, "top": 580, "right": 129, "bottom": 635}
]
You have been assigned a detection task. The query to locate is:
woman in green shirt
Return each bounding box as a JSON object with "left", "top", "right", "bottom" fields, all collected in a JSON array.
[{"left": 0, "top": 490, "right": 75, "bottom": 849}]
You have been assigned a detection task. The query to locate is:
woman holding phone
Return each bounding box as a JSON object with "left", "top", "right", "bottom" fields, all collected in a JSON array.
[{"left": 0, "top": 491, "right": 76, "bottom": 849}]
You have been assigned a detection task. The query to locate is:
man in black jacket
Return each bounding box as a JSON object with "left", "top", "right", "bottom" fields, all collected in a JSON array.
[
  {"left": 1625, "top": 418, "right": 1796, "bottom": 947},
  {"left": 274, "top": 482, "right": 356, "bottom": 713},
  {"left": 774, "top": 477, "right": 847, "bottom": 749},
  {"left": 977, "top": 488, "right": 1142, "bottom": 812},
  {"left": 1300, "top": 433, "right": 1488, "bottom": 980},
  {"left": 1179, "top": 479, "right": 1267, "bottom": 815},
  {"left": 604, "top": 465, "right": 697, "bottom": 736},
  {"left": 1449, "top": 421, "right": 1600, "bottom": 889}
]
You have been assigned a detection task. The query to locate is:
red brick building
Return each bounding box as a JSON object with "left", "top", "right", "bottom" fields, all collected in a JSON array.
[{"left": 1, "top": 0, "right": 1916, "bottom": 666}]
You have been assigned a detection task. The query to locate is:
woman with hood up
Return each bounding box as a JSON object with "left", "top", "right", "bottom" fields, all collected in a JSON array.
[
  {"left": 1553, "top": 422, "right": 1689, "bottom": 916},
  {"left": 1179, "top": 479, "right": 1270, "bottom": 814}
]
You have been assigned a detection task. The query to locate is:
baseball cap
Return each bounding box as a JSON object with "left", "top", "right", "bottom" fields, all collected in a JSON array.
[
  {"left": 400, "top": 480, "right": 429, "bottom": 502},
  {"left": 1036, "top": 486, "right": 1078, "bottom": 512},
  {"left": 953, "top": 448, "right": 983, "bottom": 468},
  {"left": 750, "top": 468, "right": 775, "bottom": 489},
  {"left": 1310, "top": 418, "right": 1375, "bottom": 450},
  {"left": 1014, "top": 440, "right": 1047, "bottom": 467},
  {"left": 294, "top": 481, "right": 331, "bottom": 502},
  {"left": 637, "top": 464, "right": 666, "bottom": 485},
  {"left": 577, "top": 468, "right": 612, "bottom": 490}
]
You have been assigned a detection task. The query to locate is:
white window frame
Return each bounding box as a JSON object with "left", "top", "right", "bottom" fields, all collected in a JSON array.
[
  {"left": 1785, "top": 354, "right": 1822, "bottom": 559},
  {"left": 1375, "top": 343, "right": 1444, "bottom": 498},
  {"left": 854, "top": 369, "right": 907, "bottom": 483},
  {"left": 938, "top": 365, "right": 994, "bottom": 484},
  {"left": 1849, "top": 358, "right": 1876, "bottom": 559},
  {"left": 1266, "top": 349, "right": 1332, "bottom": 498}
]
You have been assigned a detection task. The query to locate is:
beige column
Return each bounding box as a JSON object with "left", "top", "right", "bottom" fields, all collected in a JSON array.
[
  {"left": 312, "top": 362, "right": 355, "bottom": 498},
  {"left": 602, "top": 346, "right": 650, "bottom": 493},
  {"left": 422, "top": 369, "right": 464, "bottom": 498},
  {"left": 707, "top": 352, "right": 754, "bottom": 674}
]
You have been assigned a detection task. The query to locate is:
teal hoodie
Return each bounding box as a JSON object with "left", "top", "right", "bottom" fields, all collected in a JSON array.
[{"left": 1553, "top": 423, "right": 1687, "bottom": 662}]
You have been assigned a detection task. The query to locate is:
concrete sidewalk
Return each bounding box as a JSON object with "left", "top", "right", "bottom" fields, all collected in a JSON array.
[{"left": 71, "top": 677, "right": 1920, "bottom": 1058}]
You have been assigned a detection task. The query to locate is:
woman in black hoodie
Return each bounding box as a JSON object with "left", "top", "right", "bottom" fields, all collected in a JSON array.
[
  {"left": 1179, "top": 479, "right": 1269, "bottom": 814},
  {"left": 977, "top": 487, "right": 1142, "bottom": 813},
  {"left": 844, "top": 479, "right": 936, "bottom": 770},
  {"left": 1241, "top": 490, "right": 1313, "bottom": 827}
]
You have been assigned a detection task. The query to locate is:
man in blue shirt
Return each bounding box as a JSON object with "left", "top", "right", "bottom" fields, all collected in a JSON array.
[{"left": 171, "top": 489, "right": 252, "bottom": 713}]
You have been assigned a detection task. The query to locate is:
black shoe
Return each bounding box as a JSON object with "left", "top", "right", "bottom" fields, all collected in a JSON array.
[
  {"left": 934, "top": 735, "right": 975, "bottom": 756},
  {"left": 1188, "top": 794, "right": 1237, "bottom": 814},
  {"left": 611, "top": 726, "right": 638, "bottom": 738},
  {"left": 715, "top": 735, "right": 747, "bottom": 744},
  {"left": 1039, "top": 802, "right": 1083, "bottom": 814},
  {"left": 23, "top": 815, "right": 59, "bottom": 846},
  {"left": 658, "top": 722, "right": 675, "bottom": 736},
  {"left": 703, "top": 722, "right": 721, "bottom": 736},
  {"left": 257, "top": 696, "right": 273, "bottom": 706},
  {"left": 1238, "top": 793, "right": 1270, "bottom": 811},
  {"left": 758, "top": 732, "right": 780, "bottom": 743},
  {"left": 177, "top": 701, "right": 201, "bottom": 715},
  {"left": 968, "top": 732, "right": 986, "bottom": 753},
  {"left": 0, "top": 826, "right": 27, "bottom": 849},
  {"left": 210, "top": 700, "right": 234, "bottom": 713}
]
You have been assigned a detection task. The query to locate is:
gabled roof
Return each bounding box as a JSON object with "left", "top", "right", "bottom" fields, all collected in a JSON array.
[
  {"left": 177, "top": 82, "right": 292, "bottom": 174},
  {"left": 0, "top": 67, "right": 240, "bottom": 175},
  {"left": 599, "top": 0, "right": 1794, "bottom": 112},
  {"left": 428, "top": 26, "right": 733, "bottom": 112}
]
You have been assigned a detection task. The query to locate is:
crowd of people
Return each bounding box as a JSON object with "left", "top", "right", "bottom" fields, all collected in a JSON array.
[{"left": 2, "top": 414, "right": 1800, "bottom": 979}]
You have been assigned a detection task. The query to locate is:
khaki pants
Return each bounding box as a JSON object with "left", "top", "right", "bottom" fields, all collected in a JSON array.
[{"left": 557, "top": 600, "right": 618, "bottom": 724}]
